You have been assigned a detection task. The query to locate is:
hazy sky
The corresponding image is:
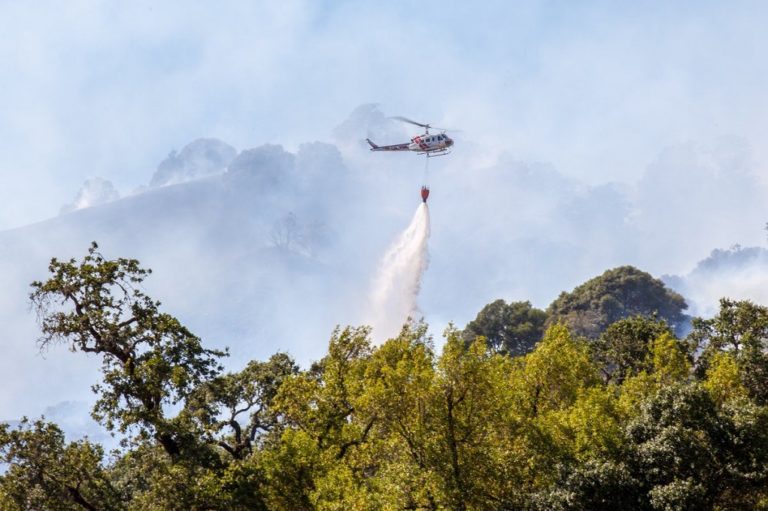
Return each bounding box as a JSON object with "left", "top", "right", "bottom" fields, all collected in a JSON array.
[
  {"left": 4, "top": 1, "right": 768, "bottom": 433},
  {"left": 2, "top": 1, "right": 768, "bottom": 229}
]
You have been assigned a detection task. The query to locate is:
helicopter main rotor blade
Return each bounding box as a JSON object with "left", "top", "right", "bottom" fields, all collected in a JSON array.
[
  {"left": 391, "top": 116, "right": 431, "bottom": 129},
  {"left": 391, "top": 116, "right": 459, "bottom": 132}
]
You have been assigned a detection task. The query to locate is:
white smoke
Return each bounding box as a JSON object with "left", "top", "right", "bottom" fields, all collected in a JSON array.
[
  {"left": 60, "top": 177, "right": 120, "bottom": 214},
  {"left": 665, "top": 246, "right": 768, "bottom": 317},
  {"left": 686, "top": 267, "right": 768, "bottom": 317},
  {"left": 368, "top": 203, "right": 431, "bottom": 342}
]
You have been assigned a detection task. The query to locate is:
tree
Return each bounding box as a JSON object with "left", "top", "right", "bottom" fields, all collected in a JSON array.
[
  {"left": 462, "top": 299, "right": 547, "bottom": 356},
  {"left": 626, "top": 383, "right": 768, "bottom": 510},
  {"left": 0, "top": 419, "right": 125, "bottom": 511},
  {"left": 427, "top": 329, "right": 518, "bottom": 510},
  {"left": 616, "top": 330, "right": 692, "bottom": 421},
  {"left": 29, "top": 242, "right": 226, "bottom": 460},
  {"left": 356, "top": 323, "right": 442, "bottom": 510},
  {"left": 546, "top": 266, "right": 689, "bottom": 338},
  {"left": 533, "top": 460, "right": 644, "bottom": 511},
  {"left": 500, "top": 325, "right": 604, "bottom": 505},
  {"left": 542, "top": 383, "right": 768, "bottom": 510},
  {"left": 184, "top": 353, "right": 299, "bottom": 460},
  {"left": 510, "top": 325, "right": 599, "bottom": 419},
  {"left": 703, "top": 352, "right": 747, "bottom": 405},
  {"left": 267, "top": 326, "right": 376, "bottom": 510},
  {"left": 592, "top": 315, "right": 677, "bottom": 383},
  {"left": 689, "top": 298, "right": 768, "bottom": 405}
]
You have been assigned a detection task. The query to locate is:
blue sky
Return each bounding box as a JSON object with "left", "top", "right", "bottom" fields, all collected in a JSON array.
[{"left": 1, "top": 1, "right": 768, "bottom": 229}]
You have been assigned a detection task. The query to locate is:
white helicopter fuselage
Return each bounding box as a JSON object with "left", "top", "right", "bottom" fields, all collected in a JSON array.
[{"left": 408, "top": 133, "right": 454, "bottom": 153}]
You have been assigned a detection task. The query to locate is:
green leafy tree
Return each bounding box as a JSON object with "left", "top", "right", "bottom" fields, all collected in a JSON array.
[
  {"left": 616, "top": 331, "right": 692, "bottom": 421},
  {"left": 267, "top": 326, "right": 376, "bottom": 509},
  {"left": 543, "top": 384, "right": 768, "bottom": 510},
  {"left": 593, "top": 316, "right": 677, "bottom": 383},
  {"left": 546, "top": 266, "right": 688, "bottom": 338},
  {"left": 463, "top": 299, "right": 547, "bottom": 356},
  {"left": 0, "top": 419, "right": 125, "bottom": 511},
  {"left": 555, "top": 386, "right": 625, "bottom": 462},
  {"left": 509, "top": 325, "right": 599, "bottom": 419},
  {"left": 502, "top": 325, "right": 602, "bottom": 504},
  {"left": 358, "top": 323, "right": 442, "bottom": 510},
  {"left": 626, "top": 383, "right": 768, "bottom": 510},
  {"left": 30, "top": 243, "right": 226, "bottom": 460},
  {"left": 533, "top": 460, "right": 644, "bottom": 511},
  {"left": 703, "top": 352, "right": 747, "bottom": 404},
  {"left": 184, "top": 353, "right": 298, "bottom": 460},
  {"left": 690, "top": 298, "right": 768, "bottom": 405},
  {"left": 427, "top": 329, "right": 518, "bottom": 510}
]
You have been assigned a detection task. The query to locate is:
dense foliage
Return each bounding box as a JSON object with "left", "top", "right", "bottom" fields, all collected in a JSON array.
[
  {"left": 2, "top": 246, "right": 768, "bottom": 510},
  {"left": 546, "top": 266, "right": 689, "bottom": 338},
  {"left": 462, "top": 299, "right": 546, "bottom": 356}
]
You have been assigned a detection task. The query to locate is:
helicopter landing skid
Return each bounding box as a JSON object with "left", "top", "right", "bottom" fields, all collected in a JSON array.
[{"left": 419, "top": 150, "right": 451, "bottom": 158}]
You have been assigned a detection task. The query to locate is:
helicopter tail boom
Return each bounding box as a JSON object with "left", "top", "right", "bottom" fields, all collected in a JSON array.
[{"left": 366, "top": 139, "right": 410, "bottom": 152}]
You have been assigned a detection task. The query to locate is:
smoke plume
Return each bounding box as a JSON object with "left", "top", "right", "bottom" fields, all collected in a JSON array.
[{"left": 369, "top": 203, "right": 431, "bottom": 342}]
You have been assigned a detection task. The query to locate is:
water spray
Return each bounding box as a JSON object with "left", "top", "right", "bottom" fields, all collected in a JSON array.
[{"left": 368, "top": 199, "right": 431, "bottom": 343}]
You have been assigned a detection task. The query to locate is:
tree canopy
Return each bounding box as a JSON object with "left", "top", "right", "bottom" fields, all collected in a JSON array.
[
  {"left": 2, "top": 246, "right": 767, "bottom": 510},
  {"left": 546, "top": 265, "right": 689, "bottom": 338},
  {"left": 462, "top": 299, "right": 546, "bottom": 356}
]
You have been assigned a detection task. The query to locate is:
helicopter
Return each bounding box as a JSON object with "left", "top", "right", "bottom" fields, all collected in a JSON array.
[{"left": 366, "top": 116, "right": 454, "bottom": 157}]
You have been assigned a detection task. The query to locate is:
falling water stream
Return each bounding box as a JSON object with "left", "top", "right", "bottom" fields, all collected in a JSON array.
[{"left": 368, "top": 202, "right": 431, "bottom": 342}]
